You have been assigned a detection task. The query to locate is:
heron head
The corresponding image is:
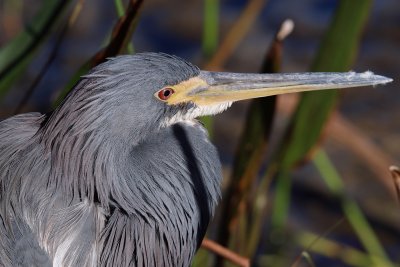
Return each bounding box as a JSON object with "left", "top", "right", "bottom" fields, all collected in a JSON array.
[
  {"left": 54, "top": 52, "right": 391, "bottom": 144},
  {"left": 74, "top": 53, "right": 210, "bottom": 143}
]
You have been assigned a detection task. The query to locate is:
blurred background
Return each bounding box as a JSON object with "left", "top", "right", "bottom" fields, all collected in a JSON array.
[{"left": 0, "top": 0, "right": 399, "bottom": 266}]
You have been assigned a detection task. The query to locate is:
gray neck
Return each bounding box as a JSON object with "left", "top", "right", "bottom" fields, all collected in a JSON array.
[{"left": 39, "top": 104, "right": 221, "bottom": 266}]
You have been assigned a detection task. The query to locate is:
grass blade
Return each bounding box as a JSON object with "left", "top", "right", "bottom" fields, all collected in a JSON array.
[
  {"left": 203, "top": 0, "right": 219, "bottom": 58},
  {"left": 0, "top": 0, "right": 71, "bottom": 97},
  {"left": 200, "top": 0, "right": 220, "bottom": 135},
  {"left": 114, "top": 0, "right": 135, "bottom": 54},
  {"left": 14, "top": 0, "right": 85, "bottom": 114},
  {"left": 54, "top": 0, "right": 143, "bottom": 105},
  {"left": 271, "top": 0, "right": 374, "bottom": 228},
  {"left": 295, "top": 231, "right": 393, "bottom": 267},
  {"left": 314, "top": 149, "right": 393, "bottom": 267}
]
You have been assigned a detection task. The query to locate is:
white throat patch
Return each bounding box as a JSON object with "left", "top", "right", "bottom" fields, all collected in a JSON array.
[{"left": 162, "top": 102, "right": 233, "bottom": 127}]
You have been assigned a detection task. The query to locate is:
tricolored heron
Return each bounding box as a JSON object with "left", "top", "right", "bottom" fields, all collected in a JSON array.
[{"left": 0, "top": 53, "right": 391, "bottom": 266}]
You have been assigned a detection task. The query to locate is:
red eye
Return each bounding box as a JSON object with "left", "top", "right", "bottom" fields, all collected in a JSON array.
[{"left": 158, "top": 88, "right": 175, "bottom": 100}]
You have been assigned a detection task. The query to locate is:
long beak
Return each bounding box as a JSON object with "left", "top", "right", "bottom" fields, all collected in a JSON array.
[{"left": 176, "top": 71, "right": 392, "bottom": 106}]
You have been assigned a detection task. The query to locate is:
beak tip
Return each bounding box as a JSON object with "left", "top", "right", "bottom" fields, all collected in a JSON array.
[
  {"left": 360, "top": 71, "right": 393, "bottom": 85},
  {"left": 381, "top": 76, "right": 394, "bottom": 84}
]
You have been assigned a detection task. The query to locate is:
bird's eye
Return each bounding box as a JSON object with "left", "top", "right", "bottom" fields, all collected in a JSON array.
[{"left": 157, "top": 88, "right": 175, "bottom": 100}]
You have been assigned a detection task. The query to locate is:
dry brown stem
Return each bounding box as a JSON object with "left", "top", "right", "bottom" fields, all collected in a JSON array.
[
  {"left": 201, "top": 238, "right": 250, "bottom": 267},
  {"left": 205, "top": 0, "right": 268, "bottom": 71},
  {"left": 389, "top": 166, "right": 400, "bottom": 204}
]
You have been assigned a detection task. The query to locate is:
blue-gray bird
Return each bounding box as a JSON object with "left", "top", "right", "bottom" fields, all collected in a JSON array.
[{"left": 0, "top": 53, "right": 392, "bottom": 267}]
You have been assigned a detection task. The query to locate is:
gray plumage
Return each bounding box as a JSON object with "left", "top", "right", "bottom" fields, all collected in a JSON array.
[
  {"left": 0, "top": 53, "right": 221, "bottom": 267},
  {"left": 0, "top": 52, "right": 392, "bottom": 267}
]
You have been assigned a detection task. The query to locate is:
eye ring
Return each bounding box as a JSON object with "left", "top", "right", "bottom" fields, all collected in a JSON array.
[{"left": 157, "top": 88, "right": 175, "bottom": 100}]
